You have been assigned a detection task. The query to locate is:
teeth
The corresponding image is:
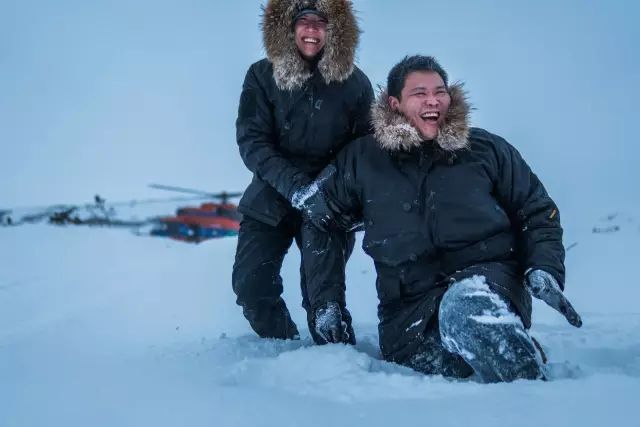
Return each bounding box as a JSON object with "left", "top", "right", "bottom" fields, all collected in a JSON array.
[
  {"left": 421, "top": 112, "right": 439, "bottom": 119},
  {"left": 303, "top": 38, "right": 319, "bottom": 43}
]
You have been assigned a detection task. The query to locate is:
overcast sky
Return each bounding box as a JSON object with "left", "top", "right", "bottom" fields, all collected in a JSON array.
[{"left": 1, "top": 0, "right": 638, "bottom": 227}]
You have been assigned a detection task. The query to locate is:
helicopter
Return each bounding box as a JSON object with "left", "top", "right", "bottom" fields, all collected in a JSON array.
[
  {"left": 146, "top": 184, "right": 242, "bottom": 243},
  {"left": 0, "top": 184, "right": 243, "bottom": 244}
]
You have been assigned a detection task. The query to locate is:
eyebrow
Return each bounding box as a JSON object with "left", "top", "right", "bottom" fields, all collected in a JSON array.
[
  {"left": 300, "top": 16, "right": 328, "bottom": 23},
  {"left": 410, "top": 85, "right": 446, "bottom": 93}
]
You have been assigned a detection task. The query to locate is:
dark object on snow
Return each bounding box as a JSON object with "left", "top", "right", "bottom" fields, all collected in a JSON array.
[
  {"left": 0, "top": 210, "right": 12, "bottom": 226},
  {"left": 49, "top": 208, "right": 81, "bottom": 225},
  {"left": 592, "top": 225, "right": 620, "bottom": 234},
  {"left": 565, "top": 242, "right": 578, "bottom": 252}
]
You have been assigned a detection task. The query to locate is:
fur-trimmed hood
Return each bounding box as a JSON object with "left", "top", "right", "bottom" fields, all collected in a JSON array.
[
  {"left": 262, "top": 0, "right": 360, "bottom": 91},
  {"left": 371, "top": 83, "right": 471, "bottom": 152}
]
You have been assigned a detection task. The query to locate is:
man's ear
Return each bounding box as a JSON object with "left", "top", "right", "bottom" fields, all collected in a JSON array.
[{"left": 388, "top": 95, "right": 400, "bottom": 111}]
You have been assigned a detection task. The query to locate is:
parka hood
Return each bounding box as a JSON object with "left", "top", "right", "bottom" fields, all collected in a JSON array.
[
  {"left": 371, "top": 83, "right": 471, "bottom": 152},
  {"left": 262, "top": 0, "right": 360, "bottom": 90}
]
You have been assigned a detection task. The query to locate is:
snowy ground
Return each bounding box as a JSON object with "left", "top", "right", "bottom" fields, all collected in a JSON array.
[{"left": 1, "top": 215, "right": 639, "bottom": 427}]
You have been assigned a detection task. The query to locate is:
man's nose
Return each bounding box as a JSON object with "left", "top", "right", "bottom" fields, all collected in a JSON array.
[{"left": 424, "top": 94, "right": 438, "bottom": 106}]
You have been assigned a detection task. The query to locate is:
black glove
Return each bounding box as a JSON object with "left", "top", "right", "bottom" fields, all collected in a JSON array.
[
  {"left": 303, "top": 191, "right": 336, "bottom": 232},
  {"left": 290, "top": 183, "right": 335, "bottom": 232},
  {"left": 525, "top": 269, "right": 583, "bottom": 328},
  {"left": 290, "top": 165, "right": 335, "bottom": 211},
  {"left": 313, "top": 302, "right": 351, "bottom": 344}
]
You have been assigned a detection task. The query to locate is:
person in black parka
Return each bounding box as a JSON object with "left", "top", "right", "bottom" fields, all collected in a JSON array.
[
  {"left": 233, "top": 0, "right": 374, "bottom": 343},
  {"left": 299, "top": 55, "right": 582, "bottom": 382}
]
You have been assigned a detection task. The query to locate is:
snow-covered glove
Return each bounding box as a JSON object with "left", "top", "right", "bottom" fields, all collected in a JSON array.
[
  {"left": 313, "top": 302, "right": 351, "bottom": 344},
  {"left": 290, "top": 165, "right": 335, "bottom": 209},
  {"left": 290, "top": 165, "right": 362, "bottom": 232},
  {"left": 525, "top": 269, "right": 583, "bottom": 328},
  {"left": 291, "top": 184, "right": 335, "bottom": 232}
]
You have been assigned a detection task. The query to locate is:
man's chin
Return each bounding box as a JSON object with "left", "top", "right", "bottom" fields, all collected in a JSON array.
[
  {"left": 299, "top": 49, "right": 322, "bottom": 61},
  {"left": 418, "top": 128, "right": 439, "bottom": 141}
]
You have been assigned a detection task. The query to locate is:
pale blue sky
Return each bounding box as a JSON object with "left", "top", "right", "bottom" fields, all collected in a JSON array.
[{"left": 1, "top": 0, "right": 638, "bottom": 225}]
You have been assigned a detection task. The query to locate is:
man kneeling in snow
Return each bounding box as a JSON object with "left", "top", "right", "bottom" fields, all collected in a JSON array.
[{"left": 297, "top": 55, "right": 582, "bottom": 382}]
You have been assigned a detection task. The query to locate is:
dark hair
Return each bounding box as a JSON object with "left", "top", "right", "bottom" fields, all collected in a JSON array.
[{"left": 387, "top": 55, "right": 448, "bottom": 99}]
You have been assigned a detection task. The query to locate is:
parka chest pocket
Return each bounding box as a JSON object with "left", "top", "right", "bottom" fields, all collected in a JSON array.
[
  {"left": 363, "top": 230, "right": 433, "bottom": 267},
  {"left": 307, "top": 98, "right": 351, "bottom": 156},
  {"left": 273, "top": 105, "right": 295, "bottom": 150},
  {"left": 272, "top": 90, "right": 308, "bottom": 152},
  {"left": 429, "top": 163, "right": 510, "bottom": 249}
]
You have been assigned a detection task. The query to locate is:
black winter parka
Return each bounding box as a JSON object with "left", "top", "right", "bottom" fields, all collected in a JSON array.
[
  {"left": 312, "top": 84, "right": 565, "bottom": 362},
  {"left": 236, "top": 59, "right": 373, "bottom": 226}
]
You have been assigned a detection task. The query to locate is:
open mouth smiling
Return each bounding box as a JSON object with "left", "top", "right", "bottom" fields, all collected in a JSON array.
[{"left": 420, "top": 111, "right": 440, "bottom": 123}]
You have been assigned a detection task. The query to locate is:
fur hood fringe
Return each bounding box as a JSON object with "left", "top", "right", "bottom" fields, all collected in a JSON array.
[
  {"left": 262, "top": 0, "right": 360, "bottom": 90},
  {"left": 371, "top": 83, "right": 471, "bottom": 152}
]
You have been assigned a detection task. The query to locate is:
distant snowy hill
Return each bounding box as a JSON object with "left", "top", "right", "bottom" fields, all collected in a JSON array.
[{"left": 1, "top": 215, "right": 638, "bottom": 427}]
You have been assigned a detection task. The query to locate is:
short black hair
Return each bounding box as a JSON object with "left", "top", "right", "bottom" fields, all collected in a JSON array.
[{"left": 387, "top": 55, "right": 448, "bottom": 99}]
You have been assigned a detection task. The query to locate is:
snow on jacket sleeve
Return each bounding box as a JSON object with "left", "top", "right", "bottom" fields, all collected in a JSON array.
[
  {"left": 492, "top": 136, "right": 566, "bottom": 289},
  {"left": 236, "top": 64, "right": 311, "bottom": 201}
]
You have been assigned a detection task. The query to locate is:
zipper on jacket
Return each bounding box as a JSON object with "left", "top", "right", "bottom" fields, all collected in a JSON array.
[{"left": 306, "top": 72, "right": 320, "bottom": 155}]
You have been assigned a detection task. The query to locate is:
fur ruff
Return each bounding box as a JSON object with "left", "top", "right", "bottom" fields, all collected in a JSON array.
[
  {"left": 262, "top": 0, "right": 360, "bottom": 90},
  {"left": 371, "top": 83, "right": 471, "bottom": 152}
]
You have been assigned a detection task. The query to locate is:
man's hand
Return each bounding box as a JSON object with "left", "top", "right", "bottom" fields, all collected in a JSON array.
[
  {"left": 525, "top": 269, "right": 583, "bottom": 328},
  {"left": 313, "top": 302, "right": 351, "bottom": 344},
  {"left": 290, "top": 183, "right": 336, "bottom": 232}
]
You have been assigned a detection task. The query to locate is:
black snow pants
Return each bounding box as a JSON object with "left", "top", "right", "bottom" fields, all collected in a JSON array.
[
  {"left": 232, "top": 213, "right": 355, "bottom": 342},
  {"left": 402, "top": 276, "right": 543, "bottom": 383}
]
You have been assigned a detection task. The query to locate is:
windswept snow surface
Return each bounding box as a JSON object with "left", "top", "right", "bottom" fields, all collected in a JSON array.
[{"left": 1, "top": 219, "right": 639, "bottom": 427}]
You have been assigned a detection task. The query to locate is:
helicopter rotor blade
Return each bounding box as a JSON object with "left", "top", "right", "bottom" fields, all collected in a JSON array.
[
  {"left": 148, "top": 184, "right": 213, "bottom": 197},
  {"left": 148, "top": 184, "right": 242, "bottom": 200}
]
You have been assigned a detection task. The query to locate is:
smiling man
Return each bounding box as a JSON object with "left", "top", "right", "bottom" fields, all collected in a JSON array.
[
  {"left": 232, "top": 0, "right": 373, "bottom": 344},
  {"left": 294, "top": 11, "right": 327, "bottom": 60},
  {"left": 298, "top": 55, "right": 582, "bottom": 382}
]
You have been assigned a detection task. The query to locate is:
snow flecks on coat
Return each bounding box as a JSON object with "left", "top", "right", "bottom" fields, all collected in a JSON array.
[{"left": 405, "top": 318, "right": 423, "bottom": 332}]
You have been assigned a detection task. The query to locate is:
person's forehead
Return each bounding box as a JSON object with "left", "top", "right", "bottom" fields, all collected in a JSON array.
[
  {"left": 405, "top": 71, "right": 445, "bottom": 89},
  {"left": 298, "top": 14, "right": 328, "bottom": 23}
]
